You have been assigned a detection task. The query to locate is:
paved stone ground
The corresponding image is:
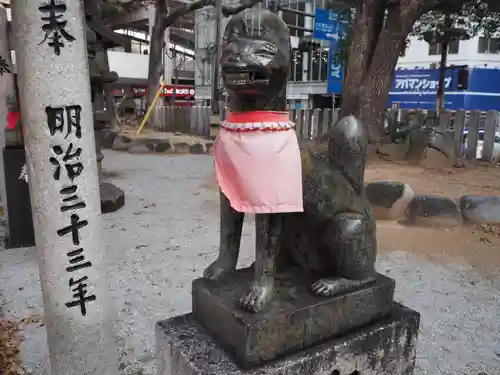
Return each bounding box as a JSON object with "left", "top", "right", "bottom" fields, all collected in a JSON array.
[{"left": 0, "top": 150, "right": 499, "bottom": 375}]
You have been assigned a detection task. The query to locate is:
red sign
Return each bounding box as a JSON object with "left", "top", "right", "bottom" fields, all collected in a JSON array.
[
  {"left": 161, "top": 85, "right": 195, "bottom": 98},
  {"left": 112, "top": 85, "right": 195, "bottom": 99}
]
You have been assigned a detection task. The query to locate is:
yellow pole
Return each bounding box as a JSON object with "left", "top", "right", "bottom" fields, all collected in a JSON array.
[{"left": 136, "top": 80, "right": 165, "bottom": 136}]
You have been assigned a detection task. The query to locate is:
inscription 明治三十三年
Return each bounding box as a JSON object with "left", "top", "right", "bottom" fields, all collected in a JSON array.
[
  {"left": 38, "top": 0, "right": 76, "bottom": 56},
  {"left": 45, "top": 105, "right": 82, "bottom": 139},
  {"left": 66, "top": 248, "right": 92, "bottom": 273},
  {"left": 49, "top": 143, "right": 84, "bottom": 181},
  {"left": 57, "top": 213, "right": 88, "bottom": 246},
  {"left": 60, "top": 185, "right": 87, "bottom": 212},
  {"left": 46, "top": 102, "right": 95, "bottom": 317},
  {"left": 65, "top": 276, "right": 96, "bottom": 316}
]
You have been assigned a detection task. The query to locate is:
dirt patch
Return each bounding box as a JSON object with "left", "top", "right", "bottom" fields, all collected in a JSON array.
[
  {"left": 366, "top": 159, "right": 500, "bottom": 198},
  {"left": 377, "top": 222, "right": 500, "bottom": 271},
  {"left": 201, "top": 162, "right": 500, "bottom": 271}
]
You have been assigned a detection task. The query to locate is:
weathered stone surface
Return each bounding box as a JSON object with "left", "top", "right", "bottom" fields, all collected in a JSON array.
[
  {"left": 405, "top": 195, "right": 463, "bottom": 227},
  {"left": 192, "top": 267, "right": 395, "bottom": 368},
  {"left": 173, "top": 142, "right": 191, "bottom": 154},
  {"left": 12, "top": 2, "right": 119, "bottom": 374},
  {"left": 406, "top": 127, "right": 432, "bottom": 165},
  {"left": 100, "top": 182, "right": 125, "bottom": 214},
  {"left": 460, "top": 195, "right": 500, "bottom": 224},
  {"left": 155, "top": 141, "right": 172, "bottom": 153},
  {"left": 408, "top": 127, "right": 456, "bottom": 168},
  {"left": 421, "top": 148, "right": 455, "bottom": 169},
  {"left": 156, "top": 304, "right": 420, "bottom": 375},
  {"left": 366, "top": 181, "right": 414, "bottom": 220},
  {"left": 376, "top": 143, "right": 407, "bottom": 161},
  {"left": 189, "top": 143, "right": 205, "bottom": 154},
  {"left": 112, "top": 135, "right": 132, "bottom": 150},
  {"left": 128, "top": 142, "right": 151, "bottom": 154}
]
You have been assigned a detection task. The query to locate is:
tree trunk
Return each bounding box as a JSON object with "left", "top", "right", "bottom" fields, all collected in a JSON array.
[
  {"left": 146, "top": 0, "right": 167, "bottom": 121},
  {"left": 339, "top": 0, "right": 386, "bottom": 119},
  {"left": 339, "top": 1, "right": 423, "bottom": 143}
]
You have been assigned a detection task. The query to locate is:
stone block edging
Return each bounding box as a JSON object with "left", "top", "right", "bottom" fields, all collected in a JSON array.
[
  {"left": 365, "top": 180, "right": 500, "bottom": 226},
  {"left": 102, "top": 132, "right": 214, "bottom": 155},
  {"left": 100, "top": 134, "right": 500, "bottom": 227}
]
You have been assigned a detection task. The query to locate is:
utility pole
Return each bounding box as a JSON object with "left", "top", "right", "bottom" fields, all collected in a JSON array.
[
  {"left": 436, "top": 13, "right": 453, "bottom": 114},
  {"left": 211, "top": 0, "right": 222, "bottom": 114}
]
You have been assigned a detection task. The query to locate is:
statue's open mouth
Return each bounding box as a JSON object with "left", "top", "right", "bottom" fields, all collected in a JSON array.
[{"left": 224, "top": 71, "right": 270, "bottom": 86}]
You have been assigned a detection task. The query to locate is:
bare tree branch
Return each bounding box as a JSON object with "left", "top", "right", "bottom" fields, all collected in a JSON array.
[
  {"left": 160, "top": 0, "right": 263, "bottom": 29},
  {"left": 222, "top": 0, "right": 263, "bottom": 16}
]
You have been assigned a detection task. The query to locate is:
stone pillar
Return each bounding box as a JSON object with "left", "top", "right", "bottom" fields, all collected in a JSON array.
[
  {"left": 11, "top": 2, "right": 118, "bottom": 375},
  {"left": 0, "top": 5, "right": 14, "bottom": 228}
]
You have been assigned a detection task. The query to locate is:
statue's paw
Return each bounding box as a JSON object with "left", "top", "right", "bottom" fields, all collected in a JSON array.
[
  {"left": 239, "top": 283, "right": 273, "bottom": 313},
  {"left": 203, "top": 260, "right": 235, "bottom": 281},
  {"left": 311, "top": 278, "right": 342, "bottom": 297},
  {"left": 311, "top": 277, "right": 377, "bottom": 297}
]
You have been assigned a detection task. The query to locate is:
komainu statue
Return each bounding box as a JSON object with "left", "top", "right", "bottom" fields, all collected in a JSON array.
[{"left": 205, "top": 7, "right": 376, "bottom": 313}]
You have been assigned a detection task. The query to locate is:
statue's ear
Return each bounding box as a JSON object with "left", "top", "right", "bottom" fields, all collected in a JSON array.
[{"left": 223, "top": 16, "right": 248, "bottom": 42}]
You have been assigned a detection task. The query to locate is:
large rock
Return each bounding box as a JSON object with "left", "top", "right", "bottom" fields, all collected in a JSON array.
[
  {"left": 112, "top": 135, "right": 132, "bottom": 151},
  {"left": 405, "top": 127, "right": 456, "bottom": 169},
  {"left": 460, "top": 195, "right": 500, "bottom": 224},
  {"left": 406, "top": 127, "right": 431, "bottom": 165},
  {"left": 366, "top": 181, "right": 414, "bottom": 220},
  {"left": 376, "top": 143, "right": 407, "bottom": 161},
  {"left": 405, "top": 195, "right": 463, "bottom": 227},
  {"left": 100, "top": 182, "right": 125, "bottom": 214},
  {"left": 421, "top": 129, "right": 456, "bottom": 169}
]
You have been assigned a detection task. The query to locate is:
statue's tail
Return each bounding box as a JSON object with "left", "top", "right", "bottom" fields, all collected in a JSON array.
[{"left": 323, "top": 115, "right": 368, "bottom": 195}]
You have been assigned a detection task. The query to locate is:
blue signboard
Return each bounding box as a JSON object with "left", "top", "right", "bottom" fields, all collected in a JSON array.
[
  {"left": 327, "top": 40, "right": 343, "bottom": 94},
  {"left": 387, "top": 67, "right": 500, "bottom": 111},
  {"left": 313, "top": 8, "right": 348, "bottom": 41}
]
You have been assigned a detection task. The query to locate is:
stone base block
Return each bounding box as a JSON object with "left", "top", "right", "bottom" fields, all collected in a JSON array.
[
  {"left": 192, "top": 268, "right": 395, "bottom": 367},
  {"left": 100, "top": 182, "right": 125, "bottom": 214},
  {"left": 156, "top": 304, "right": 420, "bottom": 375}
]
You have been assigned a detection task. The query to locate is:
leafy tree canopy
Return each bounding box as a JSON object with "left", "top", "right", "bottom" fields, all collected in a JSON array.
[{"left": 412, "top": 0, "right": 500, "bottom": 42}]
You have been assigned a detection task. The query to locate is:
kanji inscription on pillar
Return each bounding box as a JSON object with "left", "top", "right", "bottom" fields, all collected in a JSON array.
[{"left": 38, "top": 0, "right": 76, "bottom": 56}]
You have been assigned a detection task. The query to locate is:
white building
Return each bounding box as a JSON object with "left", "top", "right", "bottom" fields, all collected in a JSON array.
[{"left": 398, "top": 36, "right": 500, "bottom": 70}]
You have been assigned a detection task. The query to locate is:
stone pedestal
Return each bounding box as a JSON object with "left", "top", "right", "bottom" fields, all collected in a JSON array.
[
  {"left": 192, "top": 267, "right": 395, "bottom": 367},
  {"left": 156, "top": 267, "right": 419, "bottom": 375},
  {"left": 156, "top": 304, "right": 420, "bottom": 375}
]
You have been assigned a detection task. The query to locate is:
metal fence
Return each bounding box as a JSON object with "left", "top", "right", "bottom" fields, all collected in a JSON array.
[{"left": 153, "top": 105, "right": 211, "bottom": 137}]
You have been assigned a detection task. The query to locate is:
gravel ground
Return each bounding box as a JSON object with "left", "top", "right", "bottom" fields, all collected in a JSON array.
[{"left": 0, "top": 150, "right": 499, "bottom": 375}]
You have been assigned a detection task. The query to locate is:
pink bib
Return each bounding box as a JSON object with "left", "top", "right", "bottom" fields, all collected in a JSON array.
[{"left": 213, "top": 111, "right": 304, "bottom": 214}]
